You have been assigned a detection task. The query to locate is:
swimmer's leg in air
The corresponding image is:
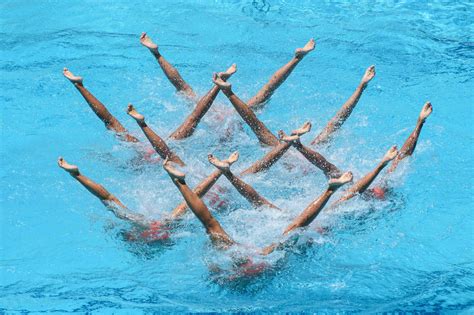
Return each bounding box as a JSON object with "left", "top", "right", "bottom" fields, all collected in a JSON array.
[
  {"left": 163, "top": 159, "right": 235, "bottom": 249},
  {"left": 57, "top": 157, "right": 147, "bottom": 225},
  {"left": 170, "top": 64, "right": 237, "bottom": 140},
  {"left": 261, "top": 171, "right": 353, "bottom": 255},
  {"left": 247, "top": 39, "right": 316, "bottom": 110},
  {"left": 63, "top": 68, "right": 139, "bottom": 143},
  {"left": 208, "top": 152, "right": 279, "bottom": 209},
  {"left": 388, "top": 102, "right": 433, "bottom": 173},
  {"left": 140, "top": 32, "right": 195, "bottom": 99},
  {"left": 127, "top": 104, "right": 185, "bottom": 166},
  {"left": 240, "top": 121, "right": 312, "bottom": 175},
  {"left": 311, "top": 65, "right": 376, "bottom": 145},
  {"left": 213, "top": 74, "right": 279, "bottom": 146}
]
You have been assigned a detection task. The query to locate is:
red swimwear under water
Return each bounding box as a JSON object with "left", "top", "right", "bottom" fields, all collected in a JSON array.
[
  {"left": 369, "top": 186, "right": 386, "bottom": 200},
  {"left": 139, "top": 220, "right": 170, "bottom": 242},
  {"left": 238, "top": 258, "right": 269, "bottom": 277},
  {"left": 142, "top": 149, "right": 162, "bottom": 164},
  {"left": 125, "top": 220, "right": 170, "bottom": 243}
]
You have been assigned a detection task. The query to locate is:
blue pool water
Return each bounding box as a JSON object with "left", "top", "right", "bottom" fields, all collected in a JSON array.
[{"left": 1, "top": 0, "right": 473, "bottom": 312}]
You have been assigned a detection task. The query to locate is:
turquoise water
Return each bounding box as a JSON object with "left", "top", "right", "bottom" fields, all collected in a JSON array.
[{"left": 1, "top": 0, "right": 473, "bottom": 312}]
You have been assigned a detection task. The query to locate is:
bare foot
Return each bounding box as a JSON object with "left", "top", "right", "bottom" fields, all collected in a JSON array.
[
  {"left": 219, "top": 63, "right": 237, "bottom": 81},
  {"left": 163, "top": 158, "right": 185, "bottom": 181},
  {"left": 419, "top": 101, "right": 433, "bottom": 122},
  {"left": 291, "top": 121, "right": 312, "bottom": 136},
  {"left": 360, "top": 65, "right": 376, "bottom": 86},
  {"left": 382, "top": 145, "right": 398, "bottom": 164},
  {"left": 140, "top": 32, "right": 158, "bottom": 51},
  {"left": 63, "top": 68, "right": 83, "bottom": 84},
  {"left": 328, "top": 171, "right": 353, "bottom": 189},
  {"left": 295, "top": 38, "right": 316, "bottom": 59},
  {"left": 126, "top": 104, "right": 145, "bottom": 123},
  {"left": 58, "top": 157, "right": 79, "bottom": 176},
  {"left": 212, "top": 73, "right": 232, "bottom": 92},
  {"left": 208, "top": 154, "right": 231, "bottom": 171},
  {"left": 278, "top": 130, "right": 300, "bottom": 143},
  {"left": 226, "top": 151, "right": 239, "bottom": 164}
]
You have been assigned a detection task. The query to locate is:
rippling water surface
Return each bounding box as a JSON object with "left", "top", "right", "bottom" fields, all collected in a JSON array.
[{"left": 1, "top": 0, "right": 473, "bottom": 312}]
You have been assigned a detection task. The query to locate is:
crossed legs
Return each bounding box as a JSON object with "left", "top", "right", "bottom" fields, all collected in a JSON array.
[
  {"left": 208, "top": 152, "right": 279, "bottom": 209},
  {"left": 127, "top": 104, "right": 185, "bottom": 166},
  {"left": 331, "top": 146, "right": 398, "bottom": 206},
  {"left": 213, "top": 75, "right": 279, "bottom": 146},
  {"left": 163, "top": 159, "right": 235, "bottom": 249},
  {"left": 169, "top": 64, "right": 237, "bottom": 140},
  {"left": 241, "top": 122, "right": 341, "bottom": 178}
]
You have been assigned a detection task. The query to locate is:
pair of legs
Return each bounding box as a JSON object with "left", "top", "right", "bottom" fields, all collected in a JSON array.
[
  {"left": 163, "top": 158, "right": 352, "bottom": 255},
  {"left": 141, "top": 32, "right": 315, "bottom": 110},
  {"left": 65, "top": 63, "right": 236, "bottom": 152},
  {"left": 211, "top": 64, "right": 373, "bottom": 147},
  {"left": 207, "top": 152, "right": 279, "bottom": 209},
  {"left": 58, "top": 157, "right": 226, "bottom": 242},
  {"left": 241, "top": 122, "right": 341, "bottom": 178},
  {"left": 332, "top": 101, "right": 433, "bottom": 204},
  {"left": 141, "top": 33, "right": 315, "bottom": 143}
]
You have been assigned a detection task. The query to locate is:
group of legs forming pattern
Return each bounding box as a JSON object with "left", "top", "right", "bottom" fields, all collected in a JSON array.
[{"left": 59, "top": 33, "right": 433, "bottom": 275}]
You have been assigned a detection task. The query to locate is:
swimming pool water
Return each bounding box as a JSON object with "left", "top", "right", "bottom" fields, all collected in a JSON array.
[{"left": 1, "top": 0, "right": 473, "bottom": 312}]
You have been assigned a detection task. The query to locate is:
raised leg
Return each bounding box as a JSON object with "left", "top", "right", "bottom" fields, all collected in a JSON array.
[
  {"left": 247, "top": 39, "right": 315, "bottom": 110},
  {"left": 283, "top": 171, "right": 353, "bottom": 234},
  {"left": 333, "top": 146, "right": 398, "bottom": 205},
  {"left": 57, "top": 157, "right": 147, "bottom": 225},
  {"left": 163, "top": 159, "right": 235, "bottom": 248},
  {"left": 140, "top": 32, "right": 195, "bottom": 99},
  {"left": 311, "top": 65, "right": 376, "bottom": 145},
  {"left": 241, "top": 142, "right": 292, "bottom": 175},
  {"left": 208, "top": 152, "right": 279, "bottom": 209},
  {"left": 213, "top": 74, "right": 279, "bottom": 146},
  {"left": 63, "top": 68, "right": 139, "bottom": 143},
  {"left": 388, "top": 102, "right": 433, "bottom": 173},
  {"left": 240, "top": 121, "right": 312, "bottom": 175},
  {"left": 169, "top": 64, "right": 237, "bottom": 140},
  {"left": 170, "top": 169, "right": 223, "bottom": 219},
  {"left": 261, "top": 172, "right": 353, "bottom": 255},
  {"left": 127, "top": 104, "right": 185, "bottom": 166},
  {"left": 290, "top": 139, "right": 341, "bottom": 178}
]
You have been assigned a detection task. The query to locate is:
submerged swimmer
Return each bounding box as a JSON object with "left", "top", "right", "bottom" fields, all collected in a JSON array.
[
  {"left": 141, "top": 34, "right": 315, "bottom": 140},
  {"left": 57, "top": 157, "right": 227, "bottom": 243},
  {"left": 163, "top": 157, "right": 352, "bottom": 277}
]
